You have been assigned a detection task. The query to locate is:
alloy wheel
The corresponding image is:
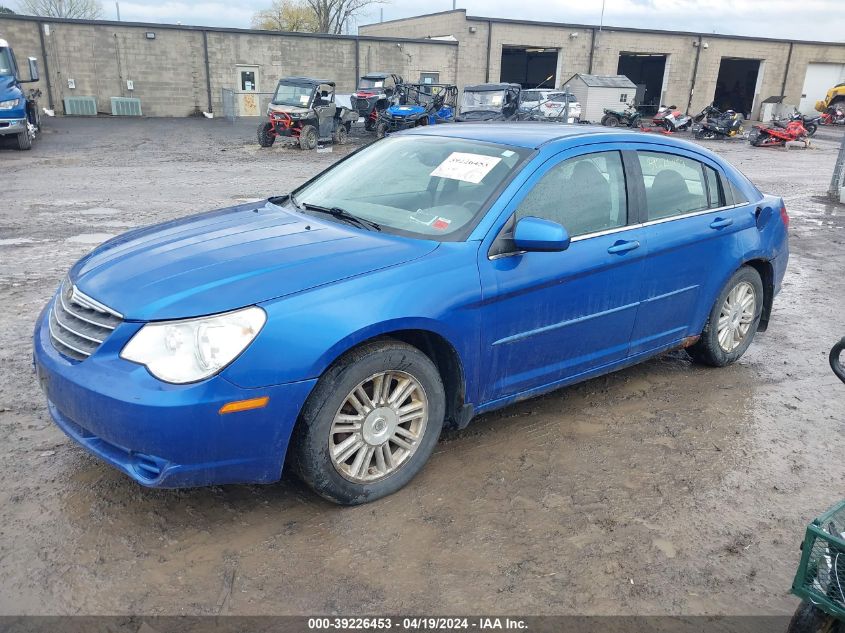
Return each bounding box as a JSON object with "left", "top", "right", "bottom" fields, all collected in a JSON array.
[
  {"left": 329, "top": 371, "right": 428, "bottom": 483},
  {"left": 716, "top": 281, "right": 756, "bottom": 352}
]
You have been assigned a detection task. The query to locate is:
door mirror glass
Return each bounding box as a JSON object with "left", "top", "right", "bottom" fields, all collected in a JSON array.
[
  {"left": 513, "top": 216, "right": 571, "bottom": 252},
  {"left": 27, "top": 57, "right": 39, "bottom": 82}
]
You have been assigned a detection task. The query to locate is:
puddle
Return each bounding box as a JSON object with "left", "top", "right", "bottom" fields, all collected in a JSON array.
[
  {"left": 65, "top": 233, "right": 116, "bottom": 244},
  {"left": 0, "top": 238, "right": 36, "bottom": 246}
]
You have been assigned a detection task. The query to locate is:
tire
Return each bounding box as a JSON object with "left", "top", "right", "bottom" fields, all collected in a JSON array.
[
  {"left": 831, "top": 337, "right": 845, "bottom": 384},
  {"left": 786, "top": 601, "right": 841, "bottom": 633},
  {"left": 332, "top": 123, "right": 348, "bottom": 145},
  {"left": 298, "top": 124, "right": 318, "bottom": 150},
  {"left": 688, "top": 266, "right": 764, "bottom": 367},
  {"left": 15, "top": 128, "right": 32, "bottom": 151},
  {"left": 289, "top": 340, "right": 446, "bottom": 505},
  {"left": 364, "top": 118, "right": 375, "bottom": 132},
  {"left": 257, "top": 122, "right": 275, "bottom": 148},
  {"left": 602, "top": 114, "right": 619, "bottom": 127},
  {"left": 805, "top": 123, "right": 818, "bottom": 137},
  {"left": 375, "top": 121, "right": 388, "bottom": 139}
]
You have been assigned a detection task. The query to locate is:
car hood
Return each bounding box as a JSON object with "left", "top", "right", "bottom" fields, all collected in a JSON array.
[
  {"left": 69, "top": 201, "right": 439, "bottom": 321},
  {"left": 268, "top": 103, "right": 311, "bottom": 115}
]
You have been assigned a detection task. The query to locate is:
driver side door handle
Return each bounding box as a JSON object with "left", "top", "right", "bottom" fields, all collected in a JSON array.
[
  {"left": 607, "top": 240, "right": 640, "bottom": 254},
  {"left": 710, "top": 217, "right": 733, "bottom": 229}
]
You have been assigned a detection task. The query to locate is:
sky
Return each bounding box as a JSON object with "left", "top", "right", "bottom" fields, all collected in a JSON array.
[{"left": 9, "top": 0, "right": 845, "bottom": 42}]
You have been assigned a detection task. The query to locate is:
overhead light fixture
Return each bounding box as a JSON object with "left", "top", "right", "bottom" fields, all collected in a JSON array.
[{"left": 145, "top": 31, "right": 156, "bottom": 39}]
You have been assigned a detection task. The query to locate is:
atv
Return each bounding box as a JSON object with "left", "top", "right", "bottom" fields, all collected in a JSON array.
[
  {"left": 375, "top": 83, "right": 457, "bottom": 138},
  {"left": 455, "top": 83, "right": 521, "bottom": 122},
  {"left": 601, "top": 103, "right": 641, "bottom": 128},
  {"left": 257, "top": 77, "right": 357, "bottom": 150},
  {"left": 351, "top": 72, "right": 403, "bottom": 132}
]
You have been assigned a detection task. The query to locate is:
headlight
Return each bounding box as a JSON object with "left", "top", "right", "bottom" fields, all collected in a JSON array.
[
  {"left": 0, "top": 98, "right": 20, "bottom": 110},
  {"left": 120, "top": 306, "right": 266, "bottom": 384}
]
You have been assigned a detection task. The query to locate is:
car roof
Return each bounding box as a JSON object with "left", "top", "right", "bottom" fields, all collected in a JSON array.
[
  {"left": 465, "top": 82, "right": 521, "bottom": 92},
  {"left": 403, "top": 123, "right": 630, "bottom": 149},
  {"left": 279, "top": 77, "right": 333, "bottom": 86}
]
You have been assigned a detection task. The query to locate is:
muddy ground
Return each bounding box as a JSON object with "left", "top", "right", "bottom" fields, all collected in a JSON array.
[{"left": 0, "top": 117, "right": 843, "bottom": 616}]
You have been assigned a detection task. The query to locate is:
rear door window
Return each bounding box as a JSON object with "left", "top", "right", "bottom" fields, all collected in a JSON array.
[{"left": 638, "top": 151, "right": 710, "bottom": 220}]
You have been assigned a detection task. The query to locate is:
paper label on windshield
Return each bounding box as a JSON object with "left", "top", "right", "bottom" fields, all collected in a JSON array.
[
  {"left": 430, "top": 152, "right": 502, "bottom": 184},
  {"left": 299, "top": 94, "right": 310, "bottom": 105}
]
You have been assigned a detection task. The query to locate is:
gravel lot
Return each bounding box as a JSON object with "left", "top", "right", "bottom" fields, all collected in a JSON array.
[{"left": 0, "top": 117, "right": 843, "bottom": 616}]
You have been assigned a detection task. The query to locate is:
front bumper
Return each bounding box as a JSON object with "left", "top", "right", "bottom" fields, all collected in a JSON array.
[
  {"left": 33, "top": 299, "right": 317, "bottom": 488},
  {"left": 0, "top": 117, "right": 26, "bottom": 136}
]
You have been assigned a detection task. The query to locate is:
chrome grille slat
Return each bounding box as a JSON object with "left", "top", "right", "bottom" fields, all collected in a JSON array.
[
  {"left": 49, "top": 279, "right": 123, "bottom": 361},
  {"left": 59, "top": 291, "right": 116, "bottom": 330}
]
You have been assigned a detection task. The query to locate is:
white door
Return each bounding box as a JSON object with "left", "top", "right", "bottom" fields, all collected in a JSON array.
[
  {"left": 799, "top": 63, "right": 845, "bottom": 113},
  {"left": 236, "top": 66, "right": 260, "bottom": 117}
]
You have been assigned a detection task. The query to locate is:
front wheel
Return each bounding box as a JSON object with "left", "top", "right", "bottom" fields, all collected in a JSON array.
[
  {"left": 805, "top": 123, "right": 818, "bottom": 137},
  {"left": 257, "top": 122, "right": 275, "bottom": 147},
  {"left": 786, "top": 601, "right": 841, "bottom": 633},
  {"left": 688, "top": 266, "right": 763, "bottom": 367},
  {"left": 375, "top": 121, "right": 389, "bottom": 139},
  {"left": 298, "top": 124, "right": 318, "bottom": 150},
  {"left": 602, "top": 114, "right": 619, "bottom": 127},
  {"left": 15, "top": 128, "right": 33, "bottom": 150},
  {"left": 289, "top": 340, "right": 446, "bottom": 505}
]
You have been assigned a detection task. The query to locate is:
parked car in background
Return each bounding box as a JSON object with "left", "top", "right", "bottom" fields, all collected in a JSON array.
[
  {"left": 538, "top": 92, "right": 581, "bottom": 122},
  {"left": 519, "top": 89, "right": 554, "bottom": 114},
  {"left": 34, "top": 124, "right": 788, "bottom": 505}
]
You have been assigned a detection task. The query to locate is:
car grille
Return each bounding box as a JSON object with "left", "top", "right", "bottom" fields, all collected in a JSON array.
[{"left": 49, "top": 279, "right": 123, "bottom": 361}]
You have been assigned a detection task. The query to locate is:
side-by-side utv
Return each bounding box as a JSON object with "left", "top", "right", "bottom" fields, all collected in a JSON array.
[{"left": 258, "top": 77, "right": 357, "bottom": 150}]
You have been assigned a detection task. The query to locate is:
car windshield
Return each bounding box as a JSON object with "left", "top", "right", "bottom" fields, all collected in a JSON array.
[
  {"left": 0, "top": 48, "right": 13, "bottom": 76},
  {"left": 521, "top": 90, "right": 547, "bottom": 103},
  {"left": 273, "top": 83, "right": 313, "bottom": 107},
  {"left": 461, "top": 90, "right": 506, "bottom": 112},
  {"left": 293, "top": 135, "right": 531, "bottom": 240},
  {"left": 358, "top": 78, "right": 385, "bottom": 90}
]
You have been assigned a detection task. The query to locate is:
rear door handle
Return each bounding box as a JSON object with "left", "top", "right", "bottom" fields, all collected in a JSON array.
[
  {"left": 607, "top": 240, "right": 640, "bottom": 254},
  {"left": 710, "top": 217, "right": 733, "bottom": 229}
]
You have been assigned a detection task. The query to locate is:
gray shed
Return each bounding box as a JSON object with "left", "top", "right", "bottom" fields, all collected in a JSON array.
[{"left": 562, "top": 74, "right": 637, "bottom": 123}]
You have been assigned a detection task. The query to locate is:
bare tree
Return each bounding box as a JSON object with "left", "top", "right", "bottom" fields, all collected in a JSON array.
[
  {"left": 0, "top": 5, "right": 16, "bottom": 13},
  {"left": 17, "top": 0, "right": 102, "bottom": 19},
  {"left": 252, "top": 0, "right": 319, "bottom": 32},
  {"left": 303, "top": 0, "right": 388, "bottom": 35}
]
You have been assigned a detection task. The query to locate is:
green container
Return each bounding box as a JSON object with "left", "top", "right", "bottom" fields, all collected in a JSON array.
[{"left": 792, "top": 500, "right": 845, "bottom": 620}]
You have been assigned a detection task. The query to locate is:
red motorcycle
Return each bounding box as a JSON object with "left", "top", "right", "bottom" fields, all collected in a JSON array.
[
  {"left": 750, "top": 119, "right": 808, "bottom": 147},
  {"left": 820, "top": 106, "right": 845, "bottom": 126}
]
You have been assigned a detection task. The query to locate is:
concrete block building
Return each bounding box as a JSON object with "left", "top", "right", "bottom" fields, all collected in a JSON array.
[
  {"left": 360, "top": 10, "right": 845, "bottom": 118},
  {"left": 2, "top": 8, "right": 844, "bottom": 119}
]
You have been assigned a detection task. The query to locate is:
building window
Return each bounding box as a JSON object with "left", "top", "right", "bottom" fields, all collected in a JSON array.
[{"left": 619, "top": 93, "right": 628, "bottom": 103}]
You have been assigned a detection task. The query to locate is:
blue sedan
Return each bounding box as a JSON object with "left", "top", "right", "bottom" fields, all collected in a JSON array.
[{"left": 33, "top": 124, "right": 789, "bottom": 504}]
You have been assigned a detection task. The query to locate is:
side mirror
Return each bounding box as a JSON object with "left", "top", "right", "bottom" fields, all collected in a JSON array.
[
  {"left": 27, "top": 57, "right": 39, "bottom": 82},
  {"left": 513, "top": 216, "right": 570, "bottom": 252}
]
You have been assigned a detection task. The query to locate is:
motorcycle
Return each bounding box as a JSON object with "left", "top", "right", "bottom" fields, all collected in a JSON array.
[
  {"left": 782, "top": 109, "right": 821, "bottom": 137},
  {"left": 821, "top": 106, "right": 845, "bottom": 126},
  {"left": 749, "top": 119, "right": 808, "bottom": 147},
  {"left": 601, "top": 104, "right": 641, "bottom": 127},
  {"left": 693, "top": 110, "right": 744, "bottom": 140}
]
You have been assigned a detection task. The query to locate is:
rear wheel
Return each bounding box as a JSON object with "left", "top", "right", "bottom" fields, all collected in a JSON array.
[
  {"left": 257, "top": 122, "right": 275, "bottom": 147},
  {"left": 298, "top": 124, "right": 318, "bottom": 150},
  {"left": 688, "top": 266, "right": 763, "bottom": 367},
  {"left": 602, "top": 114, "right": 619, "bottom": 127},
  {"left": 332, "top": 123, "right": 348, "bottom": 145},
  {"left": 289, "top": 340, "right": 446, "bottom": 505},
  {"left": 375, "top": 121, "right": 388, "bottom": 139}
]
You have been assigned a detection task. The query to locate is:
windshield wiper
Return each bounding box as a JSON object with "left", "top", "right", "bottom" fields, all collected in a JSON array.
[{"left": 300, "top": 202, "right": 382, "bottom": 232}]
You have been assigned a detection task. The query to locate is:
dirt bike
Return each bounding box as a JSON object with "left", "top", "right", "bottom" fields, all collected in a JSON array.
[{"left": 750, "top": 119, "right": 808, "bottom": 147}]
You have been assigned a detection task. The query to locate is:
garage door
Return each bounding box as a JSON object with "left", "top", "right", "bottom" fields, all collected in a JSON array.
[{"left": 799, "top": 62, "right": 845, "bottom": 113}]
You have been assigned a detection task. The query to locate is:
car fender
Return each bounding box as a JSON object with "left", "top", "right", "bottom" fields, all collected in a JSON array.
[{"left": 222, "top": 241, "right": 483, "bottom": 395}]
